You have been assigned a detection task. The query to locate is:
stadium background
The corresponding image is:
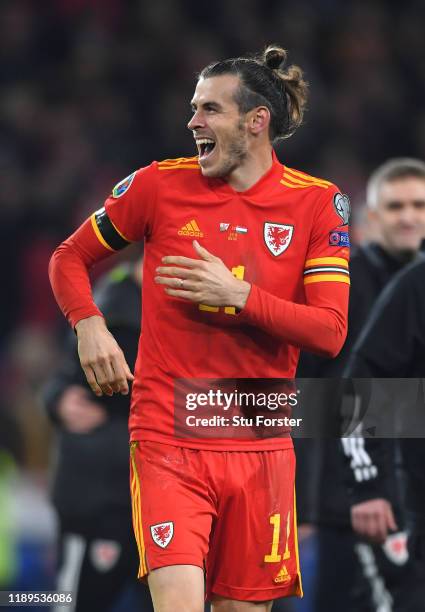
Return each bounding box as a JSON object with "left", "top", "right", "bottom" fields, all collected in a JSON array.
[{"left": 0, "top": 0, "right": 424, "bottom": 608}]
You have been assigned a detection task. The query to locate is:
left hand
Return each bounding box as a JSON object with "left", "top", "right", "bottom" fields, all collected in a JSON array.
[{"left": 155, "top": 240, "right": 251, "bottom": 310}]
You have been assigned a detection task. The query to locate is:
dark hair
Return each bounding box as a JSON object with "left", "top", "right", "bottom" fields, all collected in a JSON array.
[{"left": 199, "top": 45, "right": 309, "bottom": 142}]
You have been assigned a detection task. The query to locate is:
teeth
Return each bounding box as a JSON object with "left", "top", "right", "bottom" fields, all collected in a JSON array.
[{"left": 196, "top": 138, "right": 215, "bottom": 144}]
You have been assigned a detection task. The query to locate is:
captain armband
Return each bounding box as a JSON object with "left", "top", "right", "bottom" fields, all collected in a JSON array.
[{"left": 90, "top": 207, "right": 132, "bottom": 251}]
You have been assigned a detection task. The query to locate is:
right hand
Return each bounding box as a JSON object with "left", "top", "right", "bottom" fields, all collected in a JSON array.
[
  {"left": 351, "top": 498, "right": 398, "bottom": 544},
  {"left": 58, "top": 385, "right": 108, "bottom": 433},
  {"left": 75, "top": 315, "right": 135, "bottom": 396}
]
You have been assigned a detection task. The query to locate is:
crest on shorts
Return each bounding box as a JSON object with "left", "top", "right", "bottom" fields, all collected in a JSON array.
[
  {"left": 333, "top": 192, "right": 351, "bottom": 226},
  {"left": 150, "top": 522, "right": 174, "bottom": 548},
  {"left": 112, "top": 171, "right": 136, "bottom": 198},
  {"left": 264, "top": 222, "right": 294, "bottom": 256},
  {"left": 89, "top": 540, "right": 121, "bottom": 572}
]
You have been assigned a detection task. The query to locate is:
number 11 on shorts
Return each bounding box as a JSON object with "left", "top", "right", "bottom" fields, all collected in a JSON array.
[{"left": 264, "top": 512, "right": 291, "bottom": 563}]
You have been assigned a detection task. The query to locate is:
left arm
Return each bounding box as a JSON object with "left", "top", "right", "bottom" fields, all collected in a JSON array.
[
  {"left": 238, "top": 281, "right": 348, "bottom": 358},
  {"left": 156, "top": 241, "right": 348, "bottom": 358}
]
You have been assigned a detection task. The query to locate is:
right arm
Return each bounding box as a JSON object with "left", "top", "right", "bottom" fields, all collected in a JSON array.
[
  {"left": 49, "top": 219, "right": 134, "bottom": 396},
  {"left": 44, "top": 323, "right": 140, "bottom": 431},
  {"left": 49, "top": 165, "right": 157, "bottom": 396}
]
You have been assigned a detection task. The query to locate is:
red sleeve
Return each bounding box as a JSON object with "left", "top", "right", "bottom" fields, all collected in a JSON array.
[
  {"left": 241, "top": 186, "right": 350, "bottom": 358},
  {"left": 49, "top": 163, "right": 157, "bottom": 328}
]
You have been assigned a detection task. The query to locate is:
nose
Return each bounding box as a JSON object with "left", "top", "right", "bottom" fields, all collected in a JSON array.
[
  {"left": 187, "top": 109, "right": 205, "bottom": 131},
  {"left": 399, "top": 204, "right": 417, "bottom": 226}
]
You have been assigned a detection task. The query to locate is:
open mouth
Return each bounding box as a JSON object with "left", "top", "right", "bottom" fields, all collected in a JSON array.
[{"left": 196, "top": 138, "right": 216, "bottom": 161}]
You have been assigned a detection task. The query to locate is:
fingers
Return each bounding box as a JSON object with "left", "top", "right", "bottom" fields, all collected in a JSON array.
[
  {"left": 368, "top": 512, "right": 387, "bottom": 544},
  {"left": 386, "top": 504, "right": 398, "bottom": 532},
  {"left": 192, "top": 239, "right": 217, "bottom": 261},
  {"left": 98, "top": 359, "right": 117, "bottom": 396},
  {"left": 163, "top": 287, "right": 199, "bottom": 301},
  {"left": 111, "top": 352, "right": 134, "bottom": 395},
  {"left": 161, "top": 242, "right": 219, "bottom": 266},
  {"left": 351, "top": 500, "right": 396, "bottom": 544},
  {"left": 81, "top": 352, "right": 134, "bottom": 397},
  {"left": 155, "top": 263, "right": 199, "bottom": 291},
  {"left": 81, "top": 364, "right": 103, "bottom": 397},
  {"left": 77, "top": 323, "right": 134, "bottom": 397},
  {"left": 156, "top": 266, "right": 197, "bottom": 278},
  {"left": 161, "top": 255, "right": 201, "bottom": 267},
  {"left": 73, "top": 412, "right": 107, "bottom": 434},
  {"left": 123, "top": 361, "right": 135, "bottom": 383},
  {"left": 352, "top": 512, "right": 375, "bottom": 541},
  {"left": 63, "top": 403, "right": 108, "bottom": 434},
  {"left": 154, "top": 275, "right": 196, "bottom": 290}
]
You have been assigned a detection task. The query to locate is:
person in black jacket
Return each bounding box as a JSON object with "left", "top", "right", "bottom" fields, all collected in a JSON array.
[
  {"left": 345, "top": 259, "right": 425, "bottom": 607},
  {"left": 45, "top": 259, "right": 154, "bottom": 612},
  {"left": 296, "top": 158, "right": 425, "bottom": 611}
]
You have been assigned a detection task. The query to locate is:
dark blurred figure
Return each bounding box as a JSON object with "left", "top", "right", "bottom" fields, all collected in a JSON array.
[
  {"left": 296, "top": 158, "right": 425, "bottom": 611},
  {"left": 0, "top": 405, "right": 23, "bottom": 465},
  {"left": 44, "top": 259, "right": 154, "bottom": 612},
  {"left": 0, "top": 405, "right": 22, "bottom": 588},
  {"left": 346, "top": 257, "right": 425, "bottom": 610}
]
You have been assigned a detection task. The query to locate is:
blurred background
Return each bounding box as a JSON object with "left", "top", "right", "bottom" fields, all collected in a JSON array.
[{"left": 1, "top": 0, "right": 424, "bottom": 609}]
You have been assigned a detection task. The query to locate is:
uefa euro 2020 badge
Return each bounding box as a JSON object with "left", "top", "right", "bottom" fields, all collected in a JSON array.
[
  {"left": 333, "top": 192, "right": 351, "bottom": 226},
  {"left": 112, "top": 171, "right": 136, "bottom": 198}
]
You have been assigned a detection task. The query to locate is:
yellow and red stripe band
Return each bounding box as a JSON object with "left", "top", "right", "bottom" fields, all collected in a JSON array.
[
  {"left": 130, "top": 442, "right": 148, "bottom": 578},
  {"left": 305, "top": 257, "right": 349, "bottom": 268},
  {"left": 280, "top": 167, "right": 332, "bottom": 190},
  {"left": 293, "top": 486, "right": 303, "bottom": 597},
  {"left": 304, "top": 257, "right": 350, "bottom": 284},
  {"left": 158, "top": 157, "right": 199, "bottom": 170},
  {"left": 304, "top": 273, "right": 350, "bottom": 285}
]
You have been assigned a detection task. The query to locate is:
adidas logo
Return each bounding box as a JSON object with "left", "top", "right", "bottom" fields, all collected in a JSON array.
[
  {"left": 274, "top": 565, "right": 291, "bottom": 584},
  {"left": 178, "top": 219, "right": 204, "bottom": 237}
]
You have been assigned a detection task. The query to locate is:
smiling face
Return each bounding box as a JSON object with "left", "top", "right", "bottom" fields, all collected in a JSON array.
[
  {"left": 187, "top": 75, "right": 250, "bottom": 179},
  {"left": 370, "top": 177, "right": 425, "bottom": 255}
]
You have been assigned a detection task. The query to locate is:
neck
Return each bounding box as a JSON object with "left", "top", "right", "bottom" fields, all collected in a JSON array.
[{"left": 226, "top": 146, "right": 274, "bottom": 192}]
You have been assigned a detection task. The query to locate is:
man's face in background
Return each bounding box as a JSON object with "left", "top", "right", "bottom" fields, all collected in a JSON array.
[{"left": 369, "top": 177, "right": 425, "bottom": 256}]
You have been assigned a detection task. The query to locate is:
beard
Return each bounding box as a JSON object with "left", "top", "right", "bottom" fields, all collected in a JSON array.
[{"left": 207, "top": 120, "right": 248, "bottom": 179}]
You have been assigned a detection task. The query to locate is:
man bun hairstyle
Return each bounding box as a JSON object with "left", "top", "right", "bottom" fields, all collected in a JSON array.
[
  {"left": 264, "top": 46, "right": 286, "bottom": 70},
  {"left": 199, "top": 44, "right": 308, "bottom": 142}
]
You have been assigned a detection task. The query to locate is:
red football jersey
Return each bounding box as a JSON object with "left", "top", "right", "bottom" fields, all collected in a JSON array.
[{"left": 49, "top": 152, "right": 350, "bottom": 450}]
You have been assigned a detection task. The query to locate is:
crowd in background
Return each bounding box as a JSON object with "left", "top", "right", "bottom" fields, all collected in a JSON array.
[{"left": 1, "top": 0, "right": 424, "bottom": 605}]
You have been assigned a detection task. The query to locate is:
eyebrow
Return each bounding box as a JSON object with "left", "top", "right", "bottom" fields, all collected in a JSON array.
[
  {"left": 190, "top": 100, "right": 223, "bottom": 111},
  {"left": 385, "top": 199, "right": 425, "bottom": 205}
]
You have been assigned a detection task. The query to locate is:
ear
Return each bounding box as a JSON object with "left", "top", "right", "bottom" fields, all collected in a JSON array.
[
  {"left": 367, "top": 207, "right": 378, "bottom": 224},
  {"left": 248, "top": 106, "right": 270, "bottom": 135}
]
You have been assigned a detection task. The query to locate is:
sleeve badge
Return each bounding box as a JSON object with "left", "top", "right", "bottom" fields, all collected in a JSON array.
[
  {"left": 329, "top": 230, "right": 350, "bottom": 247},
  {"left": 112, "top": 171, "right": 136, "bottom": 198},
  {"left": 333, "top": 192, "right": 351, "bottom": 226}
]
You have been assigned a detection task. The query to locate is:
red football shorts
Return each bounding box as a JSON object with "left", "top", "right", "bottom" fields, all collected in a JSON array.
[{"left": 130, "top": 440, "right": 302, "bottom": 602}]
